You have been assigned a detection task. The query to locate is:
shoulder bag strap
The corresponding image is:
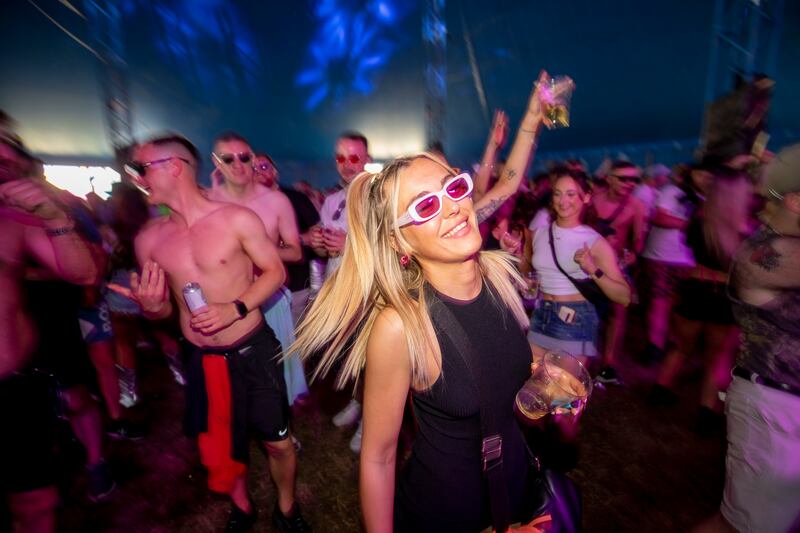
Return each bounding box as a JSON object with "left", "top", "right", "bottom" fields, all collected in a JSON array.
[
  {"left": 547, "top": 222, "right": 583, "bottom": 288},
  {"left": 425, "top": 286, "right": 510, "bottom": 533},
  {"left": 607, "top": 194, "right": 629, "bottom": 223}
]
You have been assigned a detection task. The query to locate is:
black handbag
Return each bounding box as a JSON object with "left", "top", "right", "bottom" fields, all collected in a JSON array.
[
  {"left": 427, "top": 287, "right": 582, "bottom": 532},
  {"left": 547, "top": 223, "right": 611, "bottom": 318}
]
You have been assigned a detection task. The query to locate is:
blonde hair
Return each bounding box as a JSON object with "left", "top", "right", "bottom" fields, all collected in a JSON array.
[{"left": 290, "top": 153, "right": 528, "bottom": 390}]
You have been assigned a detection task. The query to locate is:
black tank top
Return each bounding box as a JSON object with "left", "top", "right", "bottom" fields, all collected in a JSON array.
[{"left": 395, "top": 282, "right": 532, "bottom": 532}]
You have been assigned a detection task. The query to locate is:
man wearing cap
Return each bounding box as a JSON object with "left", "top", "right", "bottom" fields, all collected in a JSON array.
[{"left": 697, "top": 144, "right": 800, "bottom": 532}]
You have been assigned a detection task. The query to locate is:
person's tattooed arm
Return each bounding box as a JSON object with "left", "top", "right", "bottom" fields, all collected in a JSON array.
[
  {"left": 749, "top": 242, "right": 781, "bottom": 271},
  {"left": 475, "top": 196, "right": 508, "bottom": 224}
]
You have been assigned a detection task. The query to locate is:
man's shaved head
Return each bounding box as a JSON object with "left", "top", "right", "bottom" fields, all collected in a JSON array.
[{"left": 139, "top": 133, "right": 200, "bottom": 165}]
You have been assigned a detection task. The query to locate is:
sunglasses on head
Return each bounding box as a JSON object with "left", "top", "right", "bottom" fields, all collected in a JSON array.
[
  {"left": 397, "top": 173, "right": 473, "bottom": 227},
  {"left": 335, "top": 153, "right": 362, "bottom": 165},
  {"left": 611, "top": 174, "right": 641, "bottom": 184},
  {"left": 124, "top": 156, "right": 190, "bottom": 179},
  {"left": 214, "top": 152, "right": 252, "bottom": 165}
]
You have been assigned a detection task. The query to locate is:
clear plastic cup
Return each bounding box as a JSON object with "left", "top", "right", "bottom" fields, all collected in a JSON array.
[
  {"left": 540, "top": 75, "right": 574, "bottom": 129},
  {"left": 515, "top": 350, "right": 592, "bottom": 421}
]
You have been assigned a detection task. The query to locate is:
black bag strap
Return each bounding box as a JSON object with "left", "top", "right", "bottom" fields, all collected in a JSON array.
[
  {"left": 547, "top": 222, "right": 585, "bottom": 290},
  {"left": 605, "top": 194, "right": 629, "bottom": 223},
  {"left": 425, "top": 285, "right": 510, "bottom": 533}
]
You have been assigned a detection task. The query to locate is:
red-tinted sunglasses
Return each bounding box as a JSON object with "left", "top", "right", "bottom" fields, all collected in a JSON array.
[
  {"left": 397, "top": 173, "right": 473, "bottom": 227},
  {"left": 335, "top": 153, "right": 362, "bottom": 165}
]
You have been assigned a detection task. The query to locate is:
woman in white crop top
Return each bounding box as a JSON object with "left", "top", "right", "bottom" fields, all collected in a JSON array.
[{"left": 521, "top": 170, "right": 630, "bottom": 364}]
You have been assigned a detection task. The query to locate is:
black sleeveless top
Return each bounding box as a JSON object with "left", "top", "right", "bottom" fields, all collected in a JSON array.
[{"left": 395, "top": 283, "right": 532, "bottom": 532}]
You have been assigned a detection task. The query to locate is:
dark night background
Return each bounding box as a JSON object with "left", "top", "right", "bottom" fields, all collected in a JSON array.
[{"left": 1, "top": 0, "right": 798, "bottom": 187}]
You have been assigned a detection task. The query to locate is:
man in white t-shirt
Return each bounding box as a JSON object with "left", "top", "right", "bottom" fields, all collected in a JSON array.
[
  {"left": 308, "top": 131, "right": 371, "bottom": 453},
  {"left": 639, "top": 169, "right": 707, "bottom": 365},
  {"left": 633, "top": 164, "right": 672, "bottom": 222},
  {"left": 310, "top": 132, "right": 370, "bottom": 278}
]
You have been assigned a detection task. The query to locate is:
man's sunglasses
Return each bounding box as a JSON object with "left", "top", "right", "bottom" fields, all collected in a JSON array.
[
  {"left": 124, "top": 156, "right": 190, "bottom": 179},
  {"left": 610, "top": 174, "right": 641, "bottom": 184},
  {"left": 256, "top": 162, "right": 274, "bottom": 172},
  {"left": 214, "top": 152, "right": 252, "bottom": 165},
  {"left": 335, "top": 153, "right": 362, "bottom": 165},
  {"left": 397, "top": 173, "right": 473, "bottom": 227}
]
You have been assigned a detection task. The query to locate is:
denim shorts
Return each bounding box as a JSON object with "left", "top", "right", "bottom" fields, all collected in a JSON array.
[{"left": 529, "top": 300, "right": 600, "bottom": 357}]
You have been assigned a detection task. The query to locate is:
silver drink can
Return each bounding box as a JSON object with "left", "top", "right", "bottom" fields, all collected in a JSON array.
[{"left": 182, "top": 282, "right": 208, "bottom": 312}]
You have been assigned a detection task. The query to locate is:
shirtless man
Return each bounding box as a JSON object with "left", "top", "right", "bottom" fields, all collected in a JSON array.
[
  {"left": 208, "top": 132, "right": 309, "bottom": 407},
  {"left": 590, "top": 160, "right": 645, "bottom": 384},
  {"left": 112, "top": 134, "right": 309, "bottom": 532},
  {"left": 0, "top": 134, "right": 98, "bottom": 532}
]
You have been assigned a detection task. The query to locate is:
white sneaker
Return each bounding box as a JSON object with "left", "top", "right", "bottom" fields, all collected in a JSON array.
[
  {"left": 349, "top": 420, "right": 363, "bottom": 454},
  {"left": 332, "top": 399, "right": 362, "bottom": 428}
]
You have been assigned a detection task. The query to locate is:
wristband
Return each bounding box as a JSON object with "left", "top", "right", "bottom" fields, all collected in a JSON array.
[
  {"left": 233, "top": 299, "right": 248, "bottom": 319},
  {"left": 45, "top": 226, "right": 75, "bottom": 237}
]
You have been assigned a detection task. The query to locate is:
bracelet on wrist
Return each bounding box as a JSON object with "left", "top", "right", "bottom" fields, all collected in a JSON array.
[{"left": 45, "top": 226, "right": 75, "bottom": 237}]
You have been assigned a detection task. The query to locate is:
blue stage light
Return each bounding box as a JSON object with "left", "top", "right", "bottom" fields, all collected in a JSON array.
[{"left": 295, "top": 0, "right": 414, "bottom": 110}]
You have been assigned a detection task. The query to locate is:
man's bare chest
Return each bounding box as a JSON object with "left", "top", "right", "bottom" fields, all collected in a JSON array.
[
  {"left": 595, "top": 199, "right": 633, "bottom": 228},
  {"left": 150, "top": 224, "right": 242, "bottom": 278}
]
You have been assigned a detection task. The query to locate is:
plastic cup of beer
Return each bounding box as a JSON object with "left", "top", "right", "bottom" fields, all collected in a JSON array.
[
  {"left": 515, "top": 350, "right": 592, "bottom": 422},
  {"left": 540, "top": 75, "right": 574, "bottom": 129},
  {"left": 524, "top": 270, "right": 539, "bottom": 301}
]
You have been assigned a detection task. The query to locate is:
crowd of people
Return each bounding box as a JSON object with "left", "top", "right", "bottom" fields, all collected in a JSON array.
[{"left": 1, "top": 69, "right": 798, "bottom": 533}]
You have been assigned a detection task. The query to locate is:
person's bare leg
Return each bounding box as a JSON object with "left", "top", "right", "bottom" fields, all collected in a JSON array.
[
  {"left": 602, "top": 303, "right": 626, "bottom": 367},
  {"left": 86, "top": 340, "right": 122, "bottom": 420},
  {"left": 263, "top": 437, "right": 297, "bottom": 515},
  {"left": 111, "top": 315, "right": 138, "bottom": 372},
  {"left": 700, "top": 324, "right": 739, "bottom": 411},
  {"left": 656, "top": 316, "right": 703, "bottom": 388},
  {"left": 62, "top": 385, "right": 104, "bottom": 466},
  {"left": 646, "top": 295, "right": 673, "bottom": 350},
  {"left": 8, "top": 486, "right": 58, "bottom": 533},
  {"left": 228, "top": 473, "right": 252, "bottom": 513}
]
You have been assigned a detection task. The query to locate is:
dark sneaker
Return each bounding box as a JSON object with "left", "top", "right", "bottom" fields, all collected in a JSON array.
[
  {"left": 646, "top": 384, "right": 679, "bottom": 408},
  {"left": 107, "top": 419, "right": 146, "bottom": 441},
  {"left": 225, "top": 503, "right": 257, "bottom": 532},
  {"left": 595, "top": 366, "right": 622, "bottom": 386},
  {"left": 88, "top": 461, "right": 116, "bottom": 502},
  {"left": 272, "top": 502, "right": 312, "bottom": 533}
]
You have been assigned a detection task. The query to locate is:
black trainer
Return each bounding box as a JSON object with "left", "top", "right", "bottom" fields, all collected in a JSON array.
[
  {"left": 272, "top": 502, "right": 312, "bottom": 533},
  {"left": 107, "top": 419, "right": 146, "bottom": 441},
  {"left": 224, "top": 503, "right": 257, "bottom": 532},
  {"left": 595, "top": 365, "right": 622, "bottom": 386},
  {"left": 88, "top": 461, "right": 116, "bottom": 502}
]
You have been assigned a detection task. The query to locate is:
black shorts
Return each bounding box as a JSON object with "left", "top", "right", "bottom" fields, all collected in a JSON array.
[
  {"left": 675, "top": 278, "right": 734, "bottom": 324},
  {"left": 0, "top": 372, "right": 57, "bottom": 493},
  {"left": 26, "top": 281, "right": 96, "bottom": 392},
  {"left": 185, "top": 323, "right": 290, "bottom": 463}
]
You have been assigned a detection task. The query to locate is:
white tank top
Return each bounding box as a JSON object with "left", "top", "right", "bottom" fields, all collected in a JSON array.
[{"left": 531, "top": 223, "right": 601, "bottom": 296}]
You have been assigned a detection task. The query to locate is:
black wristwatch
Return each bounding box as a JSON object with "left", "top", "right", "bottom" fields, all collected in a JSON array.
[
  {"left": 592, "top": 269, "right": 605, "bottom": 280},
  {"left": 233, "top": 299, "right": 248, "bottom": 319}
]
